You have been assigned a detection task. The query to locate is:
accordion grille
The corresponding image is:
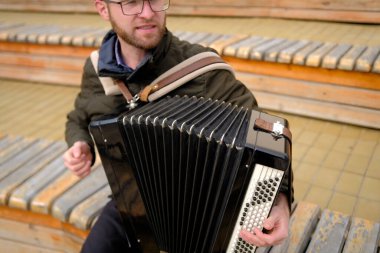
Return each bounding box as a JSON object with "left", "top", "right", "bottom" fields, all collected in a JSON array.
[{"left": 121, "top": 96, "right": 250, "bottom": 252}]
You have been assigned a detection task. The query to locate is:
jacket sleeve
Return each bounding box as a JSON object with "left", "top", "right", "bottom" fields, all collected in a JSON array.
[{"left": 65, "top": 57, "right": 102, "bottom": 162}]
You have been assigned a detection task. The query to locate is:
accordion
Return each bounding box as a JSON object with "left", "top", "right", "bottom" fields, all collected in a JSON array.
[{"left": 89, "top": 95, "right": 292, "bottom": 253}]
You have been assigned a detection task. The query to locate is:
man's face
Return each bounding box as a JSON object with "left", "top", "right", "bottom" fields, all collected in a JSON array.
[{"left": 107, "top": 1, "right": 166, "bottom": 50}]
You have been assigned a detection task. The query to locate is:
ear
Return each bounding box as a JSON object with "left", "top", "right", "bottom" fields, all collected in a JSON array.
[{"left": 95, "top": 1, "right": 110, "bottom": 21}]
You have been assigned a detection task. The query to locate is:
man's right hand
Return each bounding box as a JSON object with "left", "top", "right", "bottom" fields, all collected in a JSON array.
[{"left": 63, "top": 141, "right": 93, "bottom": 178}]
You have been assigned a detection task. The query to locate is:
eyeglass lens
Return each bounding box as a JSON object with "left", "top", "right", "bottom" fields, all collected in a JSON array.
[{"left": 121, "top": 0, "right": 170, "bottom": 15}]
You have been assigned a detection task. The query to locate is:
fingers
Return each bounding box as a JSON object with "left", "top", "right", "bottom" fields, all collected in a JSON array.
[{"left": 63, "top": 142, "right": 93, "bottom": 178}]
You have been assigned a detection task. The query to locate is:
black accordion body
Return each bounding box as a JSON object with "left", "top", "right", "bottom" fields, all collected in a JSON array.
[{"left": 89, "top": 96, "right": 292, "bottom": 253}]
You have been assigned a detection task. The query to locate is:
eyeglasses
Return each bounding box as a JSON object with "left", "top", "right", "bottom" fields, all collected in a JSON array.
[{"left": 104, "top": 0, "right": 170, "bottom": 16}]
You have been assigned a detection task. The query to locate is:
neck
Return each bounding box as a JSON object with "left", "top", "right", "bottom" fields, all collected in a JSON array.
[{"left": 118, "top": 40, "right": 148, "bottom": 70}]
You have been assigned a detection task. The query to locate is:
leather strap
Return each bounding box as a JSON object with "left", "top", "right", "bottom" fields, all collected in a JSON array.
[
  {"left": 139, "top": 53, "right": 229, "bottom": 102},
  {"left": 90, "top": 50, "right": 234, "bottom": 105},
  {"left": 254, "top": 118, "right": 292, "bottom": 142}
]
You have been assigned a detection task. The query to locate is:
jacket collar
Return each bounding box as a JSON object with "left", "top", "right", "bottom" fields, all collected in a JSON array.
[{"left": 98, "top": 29, "right": 171, "bottom": 79}]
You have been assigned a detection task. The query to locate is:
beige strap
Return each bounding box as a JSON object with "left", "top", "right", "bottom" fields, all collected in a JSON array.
[
  {"left": 90, "top": 50, "right": 234, "bottom": 103},
  {"left": 254, "top": 118, "right": 292, "bottom": 142}
]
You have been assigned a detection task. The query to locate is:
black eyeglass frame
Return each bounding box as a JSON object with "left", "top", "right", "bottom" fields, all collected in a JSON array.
[{"left": 103, "top": 0, "right": 170, "bottom": 16}]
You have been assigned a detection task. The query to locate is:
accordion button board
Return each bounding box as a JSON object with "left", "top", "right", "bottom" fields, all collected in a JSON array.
[{"left": 227, "top": 164, "right": 284, "bottom": 253}]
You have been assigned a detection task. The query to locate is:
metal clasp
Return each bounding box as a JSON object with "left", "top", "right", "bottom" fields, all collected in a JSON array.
[
  {"left": 127, "top": 94, "right": 140, "bottom": 109},
  {"left": 272, "top": 121, "right": 284, "bottom": 138}
]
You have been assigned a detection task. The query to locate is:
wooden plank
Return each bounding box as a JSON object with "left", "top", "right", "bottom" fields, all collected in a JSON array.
[
  {"left": 8, "top": 155, "right": 67, "bottom": 210},
  {"left": 182, "top": 32, "right": 212, "bottom": 45},
  {"left": 236, "top": 37, "right": 268, "bottom": 59},
  {"left": 51, "top": 165, "right": 108, "bottom": 222},
  {"left": 342, "top": 218, "right": 380, "bottom": 253},
  {"left": 82, "top": 28, "right": 108, "bottom": 47},
  {"left": 0, "top": 238, "right": 63, "bottom": 253},
  {"left": 60, "top": 27, "right": 97, "bottom": 46},
  {"left": 305, "top": 209, "right": 351, "bottom": 253},
  {"left": 293, "top": 41, "right": 323, "bottom": 66},
  {"left": 30, "top": 170, "right": 81, "bottom": 214},
  {"left": 269, "top": 202, "right": 321, "bottom": 253},
  {"left": 224, "top": 56, "right": 380, "bottom": 91},
  {"left": 236, "top": 72, "right": 380, "bottom": 110},
  {"left": 278, "top": 40, "right": 310, "bottom": 64},
  {"left": 249, "top": 90, "right": 380, "bottom": 129},
  {"left": 264, "top": 40, "right": 297, "bottom": 62},
  {"left": 69, "top": 184, "right": 111, "bottom": 230},
  {"left": 338, "top": 45, "right": 367, "bottom": 71},
  {"left": 223, "top": 36, "right": 262, "bottom": 57},
  {"left": 0, "top": 141, "right": 66, "bottom": 205},
  {"left": 0, "top": 139, "right": 51, "bottom": 181},
  {"left": 0, "top": 51, "right": 85, "bottom": 71},
  {"left": 305, "top": 43, "right": 336, "bottom": 67},
  {"left": 0, "top": 65, "right": 82, "bottom": 86},
  {"left": 355, "top": 46, "right": 380, "bottom": 72},
  {"left": 197, "top": 33, "right": 223, "bottom": 47},
  {"left": 322, "top": 44, "right": 352, "bottom": 69},
  {"left": 12, "top": 25, "right": 48, "bottom": 43},
  {"left": 209, "top": 34, "right": 248, "bottom": 55},
  {"left": 0, "top": 136, "right": 27, "bottom": 161},
  {"left": 250, "top": 38, "right": 286, "bottom": 60},
  {"left": 0, "top": 217, "right": 82, "bottom": 253},
  {"left": 372, "top": 53, "right": 380, "bottom": 74}
]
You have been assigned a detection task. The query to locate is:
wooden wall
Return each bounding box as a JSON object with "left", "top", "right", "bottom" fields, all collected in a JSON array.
[{"left": 0, "top": 0, "right": 379, "bottom": 23}]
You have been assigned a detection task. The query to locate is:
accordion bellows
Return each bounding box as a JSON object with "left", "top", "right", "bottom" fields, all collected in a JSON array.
[{"left": 89, "top": 96, "right": 292, "bottom": 253}]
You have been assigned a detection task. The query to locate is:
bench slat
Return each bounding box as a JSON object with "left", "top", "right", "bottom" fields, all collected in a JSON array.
[
  {"left": 51, "top": 165, "right": 108, "bottom": 222},
  {"left": 197, "top": 33, "right": 223, "bottom": 47},
  {"left": 30, "top": 170, "right": 81, "bottom": 214},
  {"left": 264, "top": 40, "right": 297, "bottom": 62},
  {"left": 277, "top": 40, "right": 310, "bottom": 64},
  {"left": 293, "top": 41, "right": 323, "bottom": 65},
  {"left": 342, "top": 218, "right": 380, "bottom": 253},
  {"left": 0, "top": 141, "right": 66, "bottom": 205},
  {"left": 8, "top": 156, "right": 66, "bottom": 210},
  {"left": 306, "top": 209, "right": 351, "bottom": 253},
  {"left": 236, "top": 37, "right": 268, "bottom": 59},
  {"left": 305, "top": 42, "right": 336, "bottom": 67},
  {"left": 223, "top": 36, "right": 262, "bottom": 57},
  {"left": 355, "top": 46, "right": 380, "bottom": 72},
  {"left": 338, "top": 45, "right": 367, "bottom": 71},
  {"left": 209, "top": 34, "right": 248, "bottom": 55},
  {"left": 0, "top": 136, "right": 25, "bottom": 159},
  {"left": 322, "top": 44, "right": 352, "bottom": 69},
  {"left": 372, "top": 53, "right": 380, "bottom": 74},
  {"left": 69, "top": 184, "right": 111, "bottom": 230},
  {"left": 250, "top": 38, "right": 286, "bottom": 60},
  {"left": 0, "top": 139, "right": 50, "bottom": 181},
  {"left": 269, "top": 202, "right": 321, "bottom": 253}
]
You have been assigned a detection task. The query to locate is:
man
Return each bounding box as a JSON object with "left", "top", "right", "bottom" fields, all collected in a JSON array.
[{"left": 63, "top": 0, "right": 292, "bottom": 252}]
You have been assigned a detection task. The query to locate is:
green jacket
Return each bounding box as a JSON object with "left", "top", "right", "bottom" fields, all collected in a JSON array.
[
  {"left": 65, "top": 29, "right": 292, "bottom": 203},
  {"left": 65, "top": 30, "right": 258, "bottom": 150}
]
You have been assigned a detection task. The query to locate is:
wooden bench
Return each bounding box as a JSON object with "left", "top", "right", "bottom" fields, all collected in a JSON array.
[
  {"left": 1, "top": 135, "right": 379, "bottom": 252},
  {"left": 0, "top": 22, "right": 379, "bottom": 129},
  {"left": 0, "top": 0, "right": 379, "bottom": 23}
]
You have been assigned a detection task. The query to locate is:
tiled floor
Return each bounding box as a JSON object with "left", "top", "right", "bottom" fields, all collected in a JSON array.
[{"left": 1, "top": 79, "right": 379, "bottom": 222}]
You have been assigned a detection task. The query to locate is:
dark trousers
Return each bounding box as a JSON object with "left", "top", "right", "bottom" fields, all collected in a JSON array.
[{"left": 80, "top": 199, "right": 137, "bottom": 253}]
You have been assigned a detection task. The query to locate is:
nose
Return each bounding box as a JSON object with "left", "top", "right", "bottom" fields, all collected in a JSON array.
[{"left": 139, "top": 0, "right": 155, "bottom": 18}]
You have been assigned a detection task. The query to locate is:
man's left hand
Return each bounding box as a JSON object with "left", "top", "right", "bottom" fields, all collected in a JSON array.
[{"left": 239, "top": 193, "right": 290, "bottom": 247}]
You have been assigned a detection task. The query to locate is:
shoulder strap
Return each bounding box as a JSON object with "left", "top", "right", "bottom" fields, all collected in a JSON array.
[{"left": 90, "top": 50, "right": 235, "bottom": 103}]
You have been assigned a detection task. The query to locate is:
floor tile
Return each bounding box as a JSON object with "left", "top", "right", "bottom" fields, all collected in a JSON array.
[
  {"left": 302, "top": 146, "right": 329, "bottom": 165},
  {"left": 354, "top": 199, "right": 380, "bottom": 221},
  {"left": 312, "top": 168, "right": 341, "bottom": 190},
  {"left": 323, "top": 151, "right": 349, "bottom": 171},
  {"left": 304, "top": 186, "right": 332, "bottom": 209},
  {"left": 366, "top": 156, "right": 380, "bottom": 180},
  {"left": 332, "top": 136, "right": 357, "bottom": 154},
  {"left": 328, "top": 192, "right": 356, "bottom": 215},
  {"left": 344, "top": 153, "right": 370, "bottom": 175},
  {"left": 294, "top": 162, "right": 320, "bottom": 183},
  {"left": 352, "top": 140, "right": 377, "bottom": 156},
  {"left": 358, "top": 178, "right": 380, "bottom": 202},
  {"left": 313, "top": 133, "right": 338, "bottom": 149},
  {"left": 335, "top": 172, "right": 363, "bottom": 196},
  {"left": 293, "top": 179, "right": 311, "bottom": 201}
]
